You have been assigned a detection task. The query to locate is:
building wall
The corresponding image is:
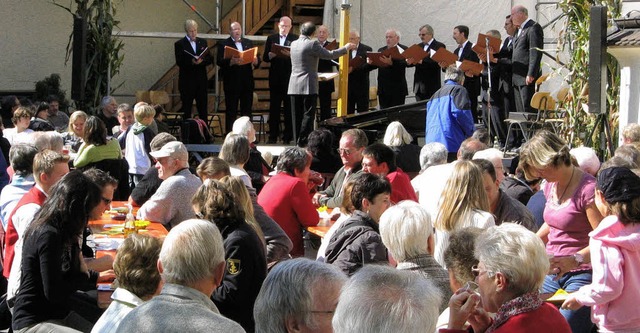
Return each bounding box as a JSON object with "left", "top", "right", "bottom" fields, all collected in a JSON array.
[{"left": 0, "top": 0, "right": 216, "bottom": 107}]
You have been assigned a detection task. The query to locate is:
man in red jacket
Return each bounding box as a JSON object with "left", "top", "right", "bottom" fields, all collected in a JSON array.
[{"left": 361, "top": 143, "right": 417, "bottom": 204}]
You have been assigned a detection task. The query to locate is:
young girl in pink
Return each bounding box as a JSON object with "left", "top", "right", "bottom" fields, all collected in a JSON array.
[{"left": 562, "top": 166, "right": 640, "bottom": 332}]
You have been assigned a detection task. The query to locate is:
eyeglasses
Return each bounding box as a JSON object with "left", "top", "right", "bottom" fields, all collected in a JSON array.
[
  {"left": 195, "top": 212, "right": 204, "bottom": 219},
  {"left": 471, "top": 265, "right": 492, "bottom": 278},
  {"left": 101, "top": 197, "right": 113, "bottom": 206},
  {"left": 337, "top": 148, "right": 352, "bottom": 156}
]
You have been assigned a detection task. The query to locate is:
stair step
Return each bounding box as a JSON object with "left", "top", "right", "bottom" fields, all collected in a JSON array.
[
  {"left": 293, "top": 0, "right": 324, "bottom": 5},
  {"left": 292, "top": 15, "right": 323, "bottom": 24}
]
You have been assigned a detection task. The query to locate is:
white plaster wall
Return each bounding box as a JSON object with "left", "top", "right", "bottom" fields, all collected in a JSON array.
[{"left": 0, "top": 0, "right": 216, "bottom": 106}]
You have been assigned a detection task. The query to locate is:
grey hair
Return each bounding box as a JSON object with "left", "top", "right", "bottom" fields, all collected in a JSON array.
[
  {"left": 116, "top": 103, "right": 133, "bottom": 115},
  {"left": 231, "top": 116, "right": 253, "bottom": 137},
  {"left": 419, "top": 24, "right": 434, "bottom": 36},
  {"left": 159, "top": 219, "right": 225, "bottom": 287},
  {"left": 33, "top": 132, "right": 64, "bottom": 153},
  {"left": 444, "top": 66, "right": 465, "bottom": 84},
  {"left": 276, "top": 147, "right": 310, "bottom": 175},
  {"left": 184, "top": 19, "right": 198, "bottom": 32},
  {"left": 570, "top": 146, "right": 601, "bottom": 176},
  {"left": 220, "top": 133, "right": 250, "bottom": 166},
  {"left": 473, "top": 148, "right": 504, "bottom": 170},
  {"left": 100, "top": 96, "right": 115, "bottom": 109},
  {"left": 383, "top": 121, "right": 412, "bottom": 146},
  {"left": 333, "top": 265, "right": 441, "bottom": 333},
  {"left": 150, "top": 133, "right": 177, "bottom": 152},
  {"left": 254, "top": 258, "right": 347, "bottom": 333},
  {"left": 513, "top": 5, "right": 528, "bottom": 16},
  {"left": 350, "top": 30, "right": 360, "bottom": 38},
  {"left": 419, "top": 142, "right": 447, "bottom": 171},
  {"left": 475, "top": 223, "right": 549, "bottom": 294},
  {"left": 486, "top": 29, "right": 501, "bottom": 39},
  {"left": 9, "top": 144, "right": 38, "bottom": 175},
  {"left": 386, "top": 28, "right": 401, "bottom": 40},
  {"left": 379, "top": 201, "right": 433, "bottom": 262}
]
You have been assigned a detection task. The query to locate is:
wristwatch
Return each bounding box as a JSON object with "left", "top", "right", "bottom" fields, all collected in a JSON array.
[{"left": 573, "top": 253, "right": 584, "bottom": 265}]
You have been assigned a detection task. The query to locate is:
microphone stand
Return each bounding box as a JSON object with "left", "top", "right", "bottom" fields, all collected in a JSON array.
[{"left": 485, "top": 37, "right": 493, "bottom": 143}]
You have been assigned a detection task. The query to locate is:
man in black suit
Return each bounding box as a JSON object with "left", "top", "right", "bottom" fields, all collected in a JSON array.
[
  {"left": 453, "top": 25, "right": 481, "bottom": 123},
  {"left": 373, "top": 29, "right": 408, "bottom": 109},
  {"left": 496, "top": 15, "right": 516, "bottom": 117},
  {"left": 510, "top": 5, "right": 543, "bottom": 114},
  {"left": 317, "top": 25, "right": 338, "bottom": 121},
  {"left": 174, "top": 19, "right": 212, "bottom": 122},
  {"left": 408, "top": 24, "right": 446, "bottom": 101},
  {"left": 217, "top": 22, "right": 260, "bottom": 135},
  {"left": 347, "top": 30, "right": 372, "bottom": 114},
  {"left": 263, "top": 16, "right": 299, "bottom": 143}
]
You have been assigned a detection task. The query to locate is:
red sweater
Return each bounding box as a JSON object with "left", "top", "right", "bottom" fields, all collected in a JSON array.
[
  {"left": 4, "top": 186, "right": 47, "bottom": 278},
  {"left": 257, "top": 173, "right": 319, "bottom": 257},
  {"left": 387, "top": 168, "right": 418, "bottom": 204}
]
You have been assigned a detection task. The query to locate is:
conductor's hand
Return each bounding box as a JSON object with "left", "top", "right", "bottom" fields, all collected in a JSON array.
[{"left": 344, "top": 42, "right": 357, "bottom": 51}]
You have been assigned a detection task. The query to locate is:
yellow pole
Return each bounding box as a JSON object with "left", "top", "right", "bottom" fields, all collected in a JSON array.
[{"left": 336, "top": 1, "right": 351, "bottom": 117}]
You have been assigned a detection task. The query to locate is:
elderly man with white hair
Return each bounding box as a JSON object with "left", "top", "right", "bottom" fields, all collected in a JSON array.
[
  {"left": 117, "top": 220, "right": 244, "bottom": 332},
  {"left": 332, "top": 265, "right": 442, "bottom": 333},
  {"left": 232, "top": 116, "right": 271, "bottom": 191},
  {"left": 472, "top": 148, "right": 505, "bottom": 183},
  {"left": 253, "top": 258, "right": 347, "bottom": 333},
  {"left": 137, "top": 141, "right": 202, "bottom": 229},
  {"left": 379, "top": 201, "right": 451, "bottom": 309}
]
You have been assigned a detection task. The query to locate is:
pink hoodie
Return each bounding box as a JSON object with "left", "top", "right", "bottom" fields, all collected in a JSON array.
[{"left": 575, "top": 215, "right": 640, "bottom": 332}]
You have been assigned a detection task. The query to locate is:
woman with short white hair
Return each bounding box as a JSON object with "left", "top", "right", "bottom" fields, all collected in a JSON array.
[
  {"left": 379, "top": 201, "right": 451, "bottom": 309},
  {"left": 443, "top": 223, "right": 570, "bottom": 333},
  {"left": 231, "top": 116, "right": 272, "bottom": 191}
]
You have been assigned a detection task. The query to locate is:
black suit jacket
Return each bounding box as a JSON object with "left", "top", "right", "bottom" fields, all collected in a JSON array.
[
  {"left": 454, "top": 41, "right": 480, "bottom": 96},
  {"left": 512, "top": 19, "right": 543, "bottom": 86},
  {"left": 216, "top": 37, "right": 259, "bottom": 92},
  {"left": 495, "top": 36, "right": 514, "bottom": 94},
  {"left": 375, "top": 44, "right": 409, "bottom": 97},
  {"left": 318, "top": 40, "right": 338, "bottom": 92},
  {"left": 348, "top": 43, "right": 373, "bottom": 96},
  {"left": 263, "top": 33, "right": 299, "bottom": 90},
  {"left": 174, "top": 37, "right": 212, "bottom": 89},
  {"left": 412, "top": 39, "right": 446, "bottom": 98}
]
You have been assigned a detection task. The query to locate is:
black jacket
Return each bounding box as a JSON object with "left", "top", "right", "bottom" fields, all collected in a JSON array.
[
  {"left": 324, "top": 210, "right": 387, "bottom": 276},
  {"left": 375, "top": 44, "right": 409, "bottom": 98},
  {"left": 216, "top": 37, "right": 259, "bottom": 92},
  {"left": 412, "top": 39, "right": 446, "bottom": 98}
]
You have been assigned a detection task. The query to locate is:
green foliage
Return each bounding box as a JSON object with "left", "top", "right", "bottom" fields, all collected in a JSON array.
[
  {"left": 52, "top": 0, "right": 124, "bottom": 113},
  {"left": 554, "top": 0, "right": 621, "bottom": 157},
  {"left": 34, "top": 73, "right": 68, "bottom": 109}
]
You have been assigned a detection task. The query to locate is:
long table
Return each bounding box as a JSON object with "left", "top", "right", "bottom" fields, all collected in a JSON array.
[{"left": 88, "top": 201, "right": 168, "bottom": 308}]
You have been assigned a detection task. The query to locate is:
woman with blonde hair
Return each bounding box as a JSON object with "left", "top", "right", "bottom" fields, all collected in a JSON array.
[
  {"left": 433, "top": 160, "right": 494, "bottom": 267},
  {"left": 519, "top": 130, "right": 603, "bottom": 332},
  {"left": 219, "top": 175, "right": 266, "bottom": 246},
  {"left": 62, "top": 110, "right": 87, "bottom": 153},
  {"left": 383, "top": 121, "right": 421, "bottom": 173}
]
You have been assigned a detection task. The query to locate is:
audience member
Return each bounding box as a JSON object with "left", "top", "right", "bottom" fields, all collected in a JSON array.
[
  {"left": 471, "top": 128, "right": 490, "bottom": 147},
  {"left": 614, "top": 144, "right": 640, "bottom": 168},
  {"left": 383, "top": 121, "right": 421, "bottom": 173},
  {"left": 433, "top": 160, "right": 494, "bottom": 267},
  {"left": 197, "top": 157, "right": 293, "bottom": 265},
  {"left": 362, "top": 143, "right": 417, "bottom": 203},
  {"left": 254, "top": 258, "right": 347, "bottom": 333},
  {"left": 621, "top": 123, "right": 640, "bottom": 144},
  {"left": 501, "top": 167, "right": 540, "bottom": 205},
  {"left": 379, "top": 201, "right": 451, "bottom": 309},
  {"left": 1, "top": 96, "right": 20, "bottom": 129},
  {"left": 316, "top": 180, "right": 356, "bottom": 262},
  {"left": 91, "top": 234, "right": 162, "bottom": 333},
  {"left": 11, "top": 171, "right": 108, "bottom": 332},
  {"left": 128, "top": 133, "right": 176, "bottom": 207},
  {"left": 46, "top": 95, "right": 69, "bottom": 132},
  {"left": 324, "top": 173, "right": 391, "bottom": 275},
  {"left": 519, "top": 130, "right": 603, "bottom": 332},
  {"left": 137, "top": 141, "right": 201, "bottom": 229},
  {"left": 97, "top": 97, "right": 119, "bottom": 136},
  {"left": 219, "top": 134, "right": 252, "bottom": 188},
  {"left": 152, "top": 104, "right": 170, "bottom": 134},
  {"left": 4, "top": 107, "right": 34, "bottom": 145},
  {"left": 120, "top": 103, "right": 156, "bottom": 187},
  {"left": 570, "top": 146, "right": 601, "bottom": 176},
  {"left": 437, "top": 227, "right": 483, "bottom": 330},
  {"left": 258, "top": 147, "right": 318, "bottom": 257},
  {"left": 73, "top": 116, "right": 122, "bottom": 168},
  {"left": 307, "top": 129, "right": 342, "bottom": 174},
  {"left": 28, "top": 102, "right": 55, "bottom": 132},
  {"left": 425, "top": 66, "right": 475, "bottom": 160},
  {"left": 232, "top": 117, "right": 272, "bottom": 192},
  {"left": 313, "top": 129, "right": 367, "bottom": 208},
  {"left": 5, "top": 150, "right": 70, "bottom": 300},
  {"left": 192, "top": 179, "right": 266, "bottom": 332},
  {"left": 333, "top": 265, "right": 441, "bottom": 333},
  {"left": 443, "top": 224, "right": 570, "bottom": 333},
  {"left": 112, "top": 104, "right": 134, "bottom": 139},
  {"left": 473, "top": 147, "right": 505, "bottom": 183},
  {"left": 62, "top": 110, "right": 87, "bottom": 153},
  {"left": 418, "top": 142, "right": 448, "bottom": 172},
  {"left": 473, "top": 159, "right": 536, "bottom": 230},
  {"left": 0, "top": 144, "right": 38, "bottom": 228},
  {"left": 32, "top": 131, "right": 64, "bottom": 153},
  {"left": 116, "top": 219, "right": 245, "bottom": 332},
  {"left": 561, "top": 166, "right": 640, "bottom": 332}
]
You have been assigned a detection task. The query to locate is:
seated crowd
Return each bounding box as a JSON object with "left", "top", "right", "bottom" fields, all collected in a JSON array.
[{"left": 0, "top": 94, "right": 639, "bottom": 333}]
